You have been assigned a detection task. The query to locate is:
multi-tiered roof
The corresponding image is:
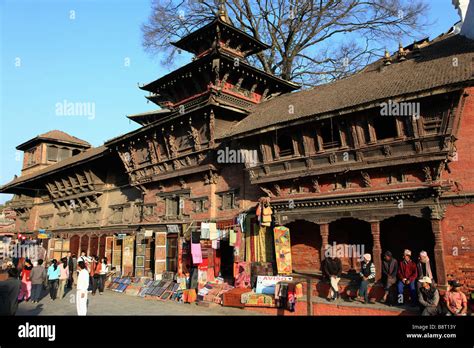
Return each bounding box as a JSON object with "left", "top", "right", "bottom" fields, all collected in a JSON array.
[{"left": 130, "top": 6, "right": 299, "bottom": 126}]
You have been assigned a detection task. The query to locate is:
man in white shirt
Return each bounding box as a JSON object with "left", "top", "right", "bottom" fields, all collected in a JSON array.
[{"left": 76, "top": 261, "right": 90, "bottom": 316}]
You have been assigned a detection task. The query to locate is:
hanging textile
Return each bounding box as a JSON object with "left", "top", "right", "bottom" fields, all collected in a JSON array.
[
  {"left": 191, "top": 231, "right": 200, "bottom": 244},
  {"left": 256, "top": 226, "right": 268, "bottom": 263},
  {"left": 197, "top": 259, "right": 208, "bottom": 290},
  {"left": 233, "top": 226, "right": 245, "bottom": 262},
  {"left": 214, "top": 249, "right": 221, "bottom": 277},
  {"left": 209, "top": 223, "right": 218, "bottom": 241},
  {"left": 200, "top": 222, "right": 210, "bottom": 240},
  {"left": 212, "top": 239, "right": 220, "bottom": 249},
  {"left": 191, "top": 243, "right": 203, "bottom": 264},
  {"left": 237, "top": 213, "right": 247, "bottom": 232},
  {"left": 245, "top": 217, "right": 258, "bottom": 263},
  {"left": 256, "top": 197, "right": 273, "bottom": 227},
  {"left": 273, "top": 226, "right": 292, "bottom": 274},
  {"left": 229, "top": 229, "right": 237, "bottom": 246}
]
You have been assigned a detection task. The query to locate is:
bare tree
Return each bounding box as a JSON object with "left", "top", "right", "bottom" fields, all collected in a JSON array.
[{"left": 142, "top": 0, "right": 430, "bottom": 86}]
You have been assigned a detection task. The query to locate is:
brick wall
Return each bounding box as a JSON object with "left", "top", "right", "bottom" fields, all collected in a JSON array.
[{"left": 441, "top": 87, "right": 474, "bottom": 288}]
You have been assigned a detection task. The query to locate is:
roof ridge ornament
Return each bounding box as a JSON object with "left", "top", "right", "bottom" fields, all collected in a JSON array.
[
  {"left": 398, "top": 42, "right": 407, "bottom": 61},
  {"left": 218, "top": 0, "right": 230, "bottom": 24},
  {"left": 383, "top": 49, "right": 392, "bottom": 65}
]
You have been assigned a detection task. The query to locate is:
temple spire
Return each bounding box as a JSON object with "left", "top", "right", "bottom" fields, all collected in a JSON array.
[{"left": 218, "top": 0, "right": 230, "bottom": 23}]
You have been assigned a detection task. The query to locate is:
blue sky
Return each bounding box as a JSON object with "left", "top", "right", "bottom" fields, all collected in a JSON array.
[{"left": 0, "top": 0, "right": 460, "bottom": 204}]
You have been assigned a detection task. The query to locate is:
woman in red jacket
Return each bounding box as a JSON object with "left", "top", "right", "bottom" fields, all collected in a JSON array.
[{"left": 18, "top": 258, "right": 33, "bottom": 302}]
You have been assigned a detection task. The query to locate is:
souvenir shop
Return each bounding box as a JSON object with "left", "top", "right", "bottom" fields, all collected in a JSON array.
[{"left": 104, "top": 198, "right": 303, "bottom": 311}]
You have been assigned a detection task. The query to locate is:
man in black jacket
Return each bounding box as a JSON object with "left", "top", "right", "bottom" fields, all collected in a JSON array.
[
  {"left": 323, "top": 248, "right": 342, "bottom": 302},
  {"left": 66, "top": 252, "right": 74, "bottom": 288},
  {"left": 0, "top": 268, "right": 21, "bottom": 315},
  {"left": 381, "top": 251, "right": 398, "bottom": 304}
]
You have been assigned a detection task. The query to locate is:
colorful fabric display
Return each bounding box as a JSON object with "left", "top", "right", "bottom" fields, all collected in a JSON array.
[
  {"left": 200, "top": 222, "right": 210, "bottom": 239},
  {"left": 229, "top": 229, "right": 237, "bottom": 246},
  {"left": 234, "top": 262, "right": 251, "bottom": 289},
  {"left": 191, "top": 243, "right": 203, "bottom": 264},
  {"left": 209, "top": 223, "right": 218, "bottom": 240},
  {"left": 256, "top": 198, "right": 273, "bottom": 227}
]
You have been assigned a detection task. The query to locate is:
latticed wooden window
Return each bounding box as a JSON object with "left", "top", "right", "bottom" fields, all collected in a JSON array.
[
  {"left": 423, "top": 114, "right": 443, "bottom": 135},
  {"left": 58, "top": 148, "right": 71, "bottom": 161},
  {"left": 165, "top": 196, "right": 180, "bottom": 217},
  {"left": 47, "top": 146, "right": 58, "bottom": 161},
  {"left": 277, "top": 133, "right": 294, "bottom": 157},
  {"left": 320, "top": 120, "right": 341, "bottom": 149}
]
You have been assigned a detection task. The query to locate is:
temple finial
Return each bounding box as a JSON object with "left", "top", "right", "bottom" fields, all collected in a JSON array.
[{"left": 218, "top": 0, "right": 230, "bottom": 23}]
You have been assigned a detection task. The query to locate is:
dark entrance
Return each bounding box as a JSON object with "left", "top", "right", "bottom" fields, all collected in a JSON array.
[
  {"left": 217, "top": 240, "right": 234, "bottom": 279},
  {"left": 70, "top": 235, "right": 80, "bottom": 256},
  {"left": 380, "top": 215, "right": 436, "bottom": 280},
  {"left": 329, "top": 218, "right": 372, "bottom": 272},
  {"left": 286, "top": 220, "right": 321, "bottom": 274}
]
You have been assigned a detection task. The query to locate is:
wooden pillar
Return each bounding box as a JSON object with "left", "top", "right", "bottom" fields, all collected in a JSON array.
[
  {"left": 97, "top": 235, "right": 101, "bottom": 258},
  {"left": 431, "top": 218, "right": 448, "bottom": 289},
  {"left": 367, "top": 119, "right": 377, "bottom": 144},
  {"left": 370, "top": 220, "right": 382, "bottom": 281},
  {"left": 395, "top": 118, "right": 404, "bottom": 139},
  {"left": 315, "top": 128, "right": 324, "bottom": 153},
  {"left": 350, "top": 123, "right": 360, "bottom": 148},
  {"left": 87, "top": 235, "right": 91, "bottom": 256},
  {"left": 319, "top": 223, "right": 329, "bottom": 261}
]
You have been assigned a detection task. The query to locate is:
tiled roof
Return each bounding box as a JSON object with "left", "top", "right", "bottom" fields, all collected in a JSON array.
[
  {"left": 39, "top": 130, "right": 90, "bottom": 146},
  {"left": 0, "top": 146, "right": 107, "bottom": 192},
  {"left": 222, "top": 33, "right": 474, "bottom": 138},
  {"left": 16, "top": 130, "right": 91, "bottom": 150}
]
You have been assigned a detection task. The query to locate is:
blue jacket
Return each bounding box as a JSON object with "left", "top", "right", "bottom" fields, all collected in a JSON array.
[{"left": 47, "top": 265, "right": 60, "bottom": 280}]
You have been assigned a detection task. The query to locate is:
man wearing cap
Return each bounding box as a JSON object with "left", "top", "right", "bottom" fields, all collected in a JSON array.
[
  {"left": 397, "top": 249, "right": 418, "bottom": 306},
  {"left": 356, "top": 253, "right": 376, "bottom": 304},
  {"left": 444, "top": 281, "right": 467, "bottom": 316},
  {"left": 418, "top": 276, "right": 440, "bottom": 316},
  {"left": 417, "top": 251, "right": 434, "bottom": 287}
]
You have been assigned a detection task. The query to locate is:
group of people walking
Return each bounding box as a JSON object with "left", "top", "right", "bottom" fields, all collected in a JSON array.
[
  {"left": 0, "top": 250, "right": 109, "bottom": 316},
  {"left": 323, "top": 248, "right": 469, "bottom": 316}
]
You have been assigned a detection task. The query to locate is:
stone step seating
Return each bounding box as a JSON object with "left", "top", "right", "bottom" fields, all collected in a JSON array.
[{"left": 244, "top": 272, "right": 420, "bottom": 316}]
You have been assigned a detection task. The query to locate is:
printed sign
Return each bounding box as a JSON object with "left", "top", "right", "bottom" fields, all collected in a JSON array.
[{"left": 256, "top": 275, "right": 293, "bottom": 294}]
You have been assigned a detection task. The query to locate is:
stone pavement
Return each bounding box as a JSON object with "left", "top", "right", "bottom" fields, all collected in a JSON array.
[{"left": 16, "top": 288, "right": 265, "bottom": 316}]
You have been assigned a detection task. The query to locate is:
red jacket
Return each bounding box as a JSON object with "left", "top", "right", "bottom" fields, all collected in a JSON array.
[
  {"left": 397, "top": 259, "right": 418, "bottom": 282},
  {"left": 21, "top": 269, "right": 32, "bottom": 282},
  {"left": 90, "top": 260, "right": 97, "bottom": 276}
]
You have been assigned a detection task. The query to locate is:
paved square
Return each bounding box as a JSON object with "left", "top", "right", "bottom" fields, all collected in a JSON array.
[{"left": 15, "top": 289, "right": 265, "bottom": 316}]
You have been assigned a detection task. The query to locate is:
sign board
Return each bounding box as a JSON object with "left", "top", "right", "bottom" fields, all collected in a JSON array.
[
  {"left": 116, "top": 233, "right": 127, "bottom": 239},
  {"left": 37, "top": 230, "right": 51, "bottom": 239},
  {"left": 144, "top": 230, "right": 153, "bottom": 237},
  {"left": 256, "top": 275, "right": 293, "bottom": 295}
]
